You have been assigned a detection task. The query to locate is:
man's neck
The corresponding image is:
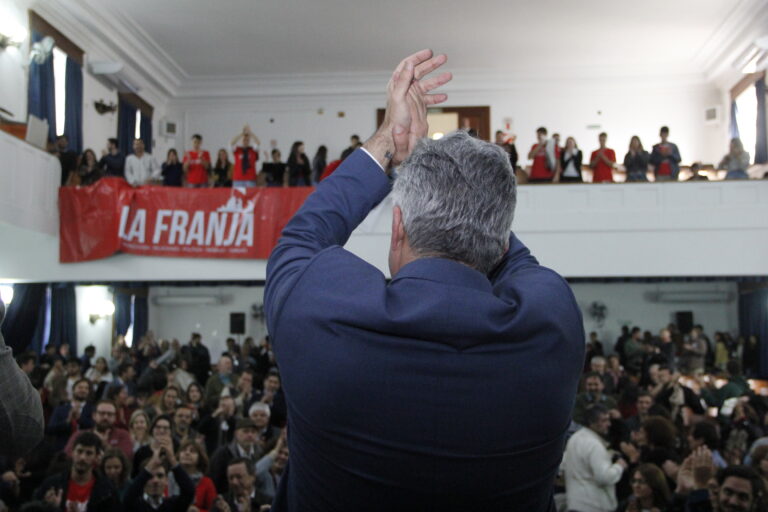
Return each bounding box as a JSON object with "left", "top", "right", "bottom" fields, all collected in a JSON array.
[
  {"left": 70, "top": 468, "right": 93, "bottom": 485},
  {"left": 135, "top": 152, "right": 145, "bottom": 158}
]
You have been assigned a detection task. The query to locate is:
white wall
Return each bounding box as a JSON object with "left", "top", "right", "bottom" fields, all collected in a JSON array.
[
  {"left": 81, "top": 74, "right": 119, "bottom": 153},
  {"left": 74, "top": 285, "right": 115, "bottom": 359},
  {"left": 571, "top": 281, "right": 740, "bottom": 354},
  {"left": 2, "top": 177, "right": 768, "bottom": 282},
  {"left": 0, "top": 1, "right": 33, "bottom": 123},
  {"left": 167, "top": 75, "right": 725, "bottom": 167},
  {"left": 143, "top": 282, "right": 741, "bottom": 360},
  {"left": 148, "top": 286, "right": 267, "bottom": 359}
]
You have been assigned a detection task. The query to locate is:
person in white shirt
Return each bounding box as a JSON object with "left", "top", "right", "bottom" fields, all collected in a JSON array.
[
  {"left": 562, "top": 404, "right": 627, "bottom": 512},
  {"left": 125, "top": 138, "right": 161, "bottom": 186}
]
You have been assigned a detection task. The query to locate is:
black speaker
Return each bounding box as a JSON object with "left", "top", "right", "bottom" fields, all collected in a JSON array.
[
  {"left": 230, "top": 313, "right": 245, "bottom": 335},
  {"left": 675, "top": 311, "right": 693, "bottom": 334}
]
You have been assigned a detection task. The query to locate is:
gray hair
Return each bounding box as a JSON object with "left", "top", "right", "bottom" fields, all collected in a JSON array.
[
  {"left": 391, "top": 130, "right": 516, "bottom": 274},
  {"left": 249, "top": 402, "right": 271, "bottom": 417}
]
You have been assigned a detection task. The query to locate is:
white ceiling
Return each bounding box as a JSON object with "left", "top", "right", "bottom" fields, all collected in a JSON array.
[{"left": 96, "top": 0, "right": 752, "bottom": 78}]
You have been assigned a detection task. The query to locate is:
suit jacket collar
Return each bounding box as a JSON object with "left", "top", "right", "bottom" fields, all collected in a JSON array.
[{"left": 392, "top": 257, "right": 491, "bottom": 293}]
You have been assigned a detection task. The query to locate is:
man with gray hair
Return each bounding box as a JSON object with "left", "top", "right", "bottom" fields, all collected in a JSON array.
[{"left": 265, "top": 50, "right": 584, "bottom": 511}]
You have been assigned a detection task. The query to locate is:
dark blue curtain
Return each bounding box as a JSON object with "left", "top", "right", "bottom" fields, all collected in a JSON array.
[
  {"left": 118, "top": 100, "right": 137, "bottom": 157},
  {"left": 49, "top": 284, "right": 77, "bottom": 355},
  {"left": 115, "top": 292, "right": 132, "bottom": 336},
  {"left": 63, "top": 57, "right": 83, "bottom": 154},
  {"left": 27, "top": 31, "right": 57, "bottom": 143},
  {"left": 729, "top": 101, "right": 740, "bottom": 139},
  {"left": 0, "top": 284, "right": 47, "bottom": 353},
  {"left": 756, "top": 78, "right": 767, "bottom": 164},
  {"left": 140, "top": 114, "right": 152, "bottom": 153},
  {"left": 133, "top": 296, "right": 148, "bottom": 341},
  {"left": 739, "top": 288, "right": 768, "bottom": 378}
]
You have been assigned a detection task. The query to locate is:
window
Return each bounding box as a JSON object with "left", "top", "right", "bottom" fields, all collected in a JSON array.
[
  {"left": 135, "top": 110, "right": 142, "bottom": 140},
  {"left": 52, "top": 46, "right": 67, "bottom": 137},
  {"left": 735, "top": 86, "right": 757, "bottom": 164}
]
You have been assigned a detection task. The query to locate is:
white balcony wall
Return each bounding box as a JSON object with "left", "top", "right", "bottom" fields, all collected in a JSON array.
[{"left": 1, "top": 127, "right": 767, "bottom": 282}]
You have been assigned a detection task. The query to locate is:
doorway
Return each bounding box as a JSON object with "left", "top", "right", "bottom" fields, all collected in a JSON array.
[{"left": 376, "top": 106, "right": 491, "bottom": 141}]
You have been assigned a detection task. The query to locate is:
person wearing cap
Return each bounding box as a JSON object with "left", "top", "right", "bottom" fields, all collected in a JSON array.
[
  {"left": 0, "top": 298, "right": 45, "bottom": 458},
  {"left": 207, "top": 417, "right": 261, "bottom": 494}
]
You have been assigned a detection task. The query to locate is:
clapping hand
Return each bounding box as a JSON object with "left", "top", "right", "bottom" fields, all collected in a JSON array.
[
  {"left": 690, "top": 446, "right": 715, "bottom": 490},
  {"left": 366, "top": 49, "right": 452, "bottom": 167},
  {"left": 43, "top": 487, "right": 63, "bottom": 507}
]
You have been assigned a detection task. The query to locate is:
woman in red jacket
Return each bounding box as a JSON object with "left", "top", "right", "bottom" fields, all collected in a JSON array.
[{"left": 178, "top": 439, "right": 217, "bottom": 512}]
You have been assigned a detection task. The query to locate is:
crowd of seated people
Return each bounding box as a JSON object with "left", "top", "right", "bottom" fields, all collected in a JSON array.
[
  {"left": 562, "top": 323, "right": 766, "bottom": 511},
  {"left": 2, "top": 332, "right": 287, "bottom": 512},
  {"left": 51, "top": 121, "right": 764, "bottom": 190}
]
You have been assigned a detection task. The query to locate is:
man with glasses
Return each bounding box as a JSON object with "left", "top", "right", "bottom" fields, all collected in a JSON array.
[{"left": 64, "top": 399, "right": 133, "bottom": 459}]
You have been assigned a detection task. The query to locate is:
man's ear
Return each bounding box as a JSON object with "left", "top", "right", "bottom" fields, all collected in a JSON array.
[{"left": 391, "top": 205, "right": 405, "bottom": 251}]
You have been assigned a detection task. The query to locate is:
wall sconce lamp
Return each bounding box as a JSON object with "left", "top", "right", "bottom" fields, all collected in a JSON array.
[
  {"left": 89, "top": 299, "right": 115, "bottom": 324},
  {"left": 0, "top": 33, "right": 22, "bottom": 50},
  {"left": 94, "top": 100, "right": 118, "bottom": 115}
]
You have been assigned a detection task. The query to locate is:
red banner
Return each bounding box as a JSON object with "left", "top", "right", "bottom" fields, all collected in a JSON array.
[{"left": 59, "top": 178, "right": 314, "bottom": 262}]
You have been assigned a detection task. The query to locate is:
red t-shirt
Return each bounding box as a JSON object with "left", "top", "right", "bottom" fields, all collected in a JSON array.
[
  {"left": 232, "top": 147, "right": 259, "bottom": 181},
  {"left": 66, "top": 477, "right": 95, "bottom": 512},
  {"left": 319, "top": 160, "right": 343, "bottom": 181},
  {"left": 183, "top": 150, "right": 211, "bottom": 185},
  {"left": 657, "top": 161, "right": 672, "bottom": 176},
  {"left": 590, "top": 148, "right": 616, "bottom": 183},
  {"left": 529, "top": 144, "right": 559, "bottom": 180}
]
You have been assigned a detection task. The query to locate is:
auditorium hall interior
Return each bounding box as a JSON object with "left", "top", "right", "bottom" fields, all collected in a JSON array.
[{"left": 1, "top": 0, "right": 768, "bottom": 511}]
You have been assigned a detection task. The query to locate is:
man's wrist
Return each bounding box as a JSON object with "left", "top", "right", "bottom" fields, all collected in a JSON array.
[{"left": 362, "top": 130, "right": 395, "bottom": 172}]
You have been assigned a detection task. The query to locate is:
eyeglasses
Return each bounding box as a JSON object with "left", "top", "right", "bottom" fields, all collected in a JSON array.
[
  {"left": 96, "top": 410, "right": 116, "bottom": 416},
  {"left": 154, "top": 425, "right": 171, "bottom": 431}
]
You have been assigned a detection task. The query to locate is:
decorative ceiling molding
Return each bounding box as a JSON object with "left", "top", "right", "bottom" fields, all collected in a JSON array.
[
  {"left": 48, "top": 0, "right": 765, "bottom": 106},
  {"left": 168, "top": 66, "right": 712, "bottom": 105},
  {"left": 34, "top": 0, "right": 181, "bottom": 102},
  {"left": 695, "top": 0, "right": 768, "bottom": 82}
]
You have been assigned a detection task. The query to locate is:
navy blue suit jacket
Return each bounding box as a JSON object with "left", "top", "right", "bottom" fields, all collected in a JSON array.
[{"left": 265, "top": 149, "right": 585, "bottom": 511}]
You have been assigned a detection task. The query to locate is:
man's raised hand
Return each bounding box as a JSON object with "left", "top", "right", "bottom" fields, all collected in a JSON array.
[{"left": 365, "top": 50, "right": 452, "bottom": 168}]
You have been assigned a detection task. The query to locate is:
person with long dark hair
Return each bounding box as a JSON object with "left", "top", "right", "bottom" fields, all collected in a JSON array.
[
  {"left": 212, "top": 148, "right": 232, "bottom": 187},
  {"left": 287, "top": 141, "right": 311, "bottom": 186},
  {"left": 312, "top": 145, "right": 328, "bottom": 183},
  {"left": 76, "top": 148, "right": 103, "bottom": 186},
  {"left": 162, "top": 149, "right": 183, "bottom": 187},
  {"left": 624, "top": 136, "right": 650, "bottom": 182},
  {"left": 618, "top": 463, "right": 672, "bottom": 511}
]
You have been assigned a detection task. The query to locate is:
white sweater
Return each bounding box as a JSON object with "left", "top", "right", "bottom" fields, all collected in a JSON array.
[{"left": 562, "top": 427, "right": 624, "bottom": 512}]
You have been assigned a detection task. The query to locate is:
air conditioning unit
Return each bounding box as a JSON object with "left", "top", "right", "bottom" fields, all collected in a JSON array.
[
  {"left": 704, "top": 106, "right": 720, "bottom": 125},
  {"left": 88, "top": 60, "right": 140, "bottom": 94},
  {"left": 159, "top": 119, "right": 178, "bottom": 137},
  {"left": 152, "top": 295, "right": 225, "bottom": 306},
  {"left": 644, "top": 290, "right": 734, "bottom": 303}
]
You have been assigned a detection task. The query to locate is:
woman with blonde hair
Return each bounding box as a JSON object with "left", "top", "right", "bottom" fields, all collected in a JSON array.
[
  {"left": 129, "top": 409, "right": 151, "bottom": 452},
  {"left": 718, "top": 137, "right": 750, "bottom": 180}
]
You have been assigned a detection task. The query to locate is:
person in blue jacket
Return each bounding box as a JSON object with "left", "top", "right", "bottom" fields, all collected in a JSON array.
[{"left": 265, "top": 49, "right": 585, "bottom": 512}]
